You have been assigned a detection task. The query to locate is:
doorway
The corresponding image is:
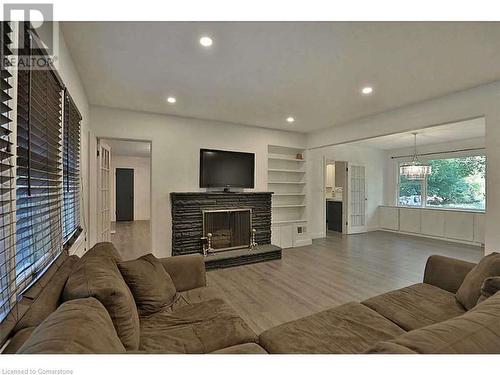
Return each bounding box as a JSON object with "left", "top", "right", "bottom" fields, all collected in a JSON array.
[
  {"left": 97, "top": 138, "right": 152, "bottom": 260},
  {"left": 324, "top": 159, "right": 367, "bottom": 236},
  {"left": 116, "top": 168, "right": 134, "bottom": 221},
  {"left": 324, "top": 160, "right": 347, "bottom": 234}
]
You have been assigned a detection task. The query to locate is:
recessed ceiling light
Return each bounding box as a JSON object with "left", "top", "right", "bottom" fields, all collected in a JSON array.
[
  {"left": 361, "top": 86, "right": 374, "bottom": 95},
  {"left": 286, "top": 116, "right": 295, "bottom": 123},
  {"left": 167, "top": 96, "right": 176, "bottom": 104},
  {"left": 199, "top": 36, "right": 213, "bottom": 47}
]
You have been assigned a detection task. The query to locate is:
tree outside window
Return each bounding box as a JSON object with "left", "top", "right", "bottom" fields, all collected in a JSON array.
[{"left": 398, "top": 155, "right": 485, "bottom": 211}]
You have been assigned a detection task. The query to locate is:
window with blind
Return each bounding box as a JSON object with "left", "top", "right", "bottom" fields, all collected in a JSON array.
[
  {"left": 0, "top": 21, "right": 16, "bottom": 321},
  {"left": 62, "top": 90, "right": 82, "bottom": 246},
  {"left": 15, "top": 25, "right": 65, "bottom": 290}
]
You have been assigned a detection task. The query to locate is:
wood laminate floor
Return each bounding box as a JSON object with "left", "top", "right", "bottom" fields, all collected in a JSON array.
[
  {"left": 111, "top": 220, "right": 151, "bottom": 260},
  {"left": 207, "top": 231, "right": 483, "bottom": 334},
  {"left": 109, "top": 221, "right": 482, "bottom": 335}
]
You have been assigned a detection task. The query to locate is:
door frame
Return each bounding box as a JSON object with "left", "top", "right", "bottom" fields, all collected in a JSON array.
[
  {"left": 346, "top": 162, "right": 368, "bottom": 234},
  {"left": 96, "top": 137, "right": 153, "bottom": 246},
  {"left": 98, "top": 140, "right": 111, "bottom": 242},
  {"left": 323, "top": 157, "right": 349, "bottom": 236},
  {"left": 116, "top": 167, "right": 135, "bottom": 221}
]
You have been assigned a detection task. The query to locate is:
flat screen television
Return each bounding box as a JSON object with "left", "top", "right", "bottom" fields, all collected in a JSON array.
[{"left": 199, "top": 149, "right": 255, "bottom": 189}]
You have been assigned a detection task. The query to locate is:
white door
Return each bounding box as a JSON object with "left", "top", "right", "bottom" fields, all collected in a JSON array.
[
  {"left": 98, "top": 141, "right": 111, "bottom": 242},
  {"left": 346, "top": 163, "right": 367, "bottom": 234}
]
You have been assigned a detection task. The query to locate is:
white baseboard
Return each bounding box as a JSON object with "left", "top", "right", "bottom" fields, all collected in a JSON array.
[
  {"left": 310, "top": 232, "right": 325, "bottom": 239},
  {"left": 294, "top": 238, "right": 313, "bottom": 247},
  {"left": 378, "top": 228, "right": 483, "bottom": 247}
]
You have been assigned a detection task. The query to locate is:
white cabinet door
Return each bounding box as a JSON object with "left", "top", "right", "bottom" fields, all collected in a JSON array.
[
  {"left": 280, "top": 224, "right": 294, "bottom": 249},
  {"left": 326, "top": 164, "right": 335, "bottom": 188},
  {"left": 399, "top": 208, "right": 421, "bottom": 233},
  {"left": 379, "top": 207, "right": 399, "bottom": 230},
  {"left": 474, "top": 214, "right": 485, "bottom": 243},
  {"left": 271, "top": 224, "right": 281, "bottom": 246},
  {"left": 421, "top": 210, "right": 445, "bottom": 237},
  {"left": 444, "top": 211, "right": 474, "bottom": 241}
]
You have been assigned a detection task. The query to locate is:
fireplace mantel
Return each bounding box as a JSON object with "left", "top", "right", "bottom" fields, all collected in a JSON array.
[{"left": 170, "top": 192, "right": 273, "bottom": 257}]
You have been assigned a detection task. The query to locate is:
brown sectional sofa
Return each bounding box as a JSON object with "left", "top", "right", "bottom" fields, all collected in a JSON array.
[
  {"left": 259, "top": 255, "right": 500, "bottom": 354},
  {"left": 1, "top": 242, "right": 262, "bottom": 354},
  {"left": 1, "top": 242, "right": 499, "bottom": 354}
]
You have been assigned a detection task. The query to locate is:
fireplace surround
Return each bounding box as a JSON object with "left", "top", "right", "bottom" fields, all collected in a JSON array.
[{"left": 170, "top": 192, "right": 280, "bottom": 268}]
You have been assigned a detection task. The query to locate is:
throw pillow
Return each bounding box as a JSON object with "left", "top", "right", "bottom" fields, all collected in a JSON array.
[
  {"left": 118, "top": 254, "right": 177, "bottom": 316},
  {"left": 456, "top": 252, "right": 500, "bottom": 310},
  {"left": 477, "top": 276, "right": 500, "bottom": 304}
]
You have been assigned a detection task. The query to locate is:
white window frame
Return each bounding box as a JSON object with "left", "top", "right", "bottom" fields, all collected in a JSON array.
[{"left": 396, "top": 154, "right": 486, "bottom": 212}]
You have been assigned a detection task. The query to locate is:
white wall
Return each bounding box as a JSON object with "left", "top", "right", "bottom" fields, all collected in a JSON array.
[
  {"left": 89, "top": 106, "right": 306, "bottom": 257},
  {"left": 110, "top": 156, "right": 151, "bottom": 222},
  {"left": 308, "top": 144, "right": 386, "bottom": 238},
  {"left": 308, "top": 81, "right": 500, "bottom": 254}
]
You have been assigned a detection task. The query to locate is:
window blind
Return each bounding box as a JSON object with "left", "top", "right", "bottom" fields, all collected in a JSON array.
[
  {"left": 62, "top": 90, "right": 82, "bottom": 246},
  {"left": 16, "top": 25, "right": 64, "bottom": 291},
  {"left": 0, "top": 21, "right": 16, "bottom": 321}
]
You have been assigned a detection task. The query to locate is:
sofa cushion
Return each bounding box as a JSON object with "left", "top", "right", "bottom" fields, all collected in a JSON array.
[
  {"left": 456, "top": 252, "right": 500, "bottom": 310},
  {"left": 171, "top": 286, "right": 223, "bottom": 310},
  {"left": 367, "top": 291, "right": 500, "bottom": 354},
  {"left": 18, "top": 298, "right": 126, "bottom": 354},
  {"left": 259, "top": 302, "right": 405, "bottom": 354},
  {"left": 478, "top": 276, "right": 500, "bottom": 303},
  {"left": 62, "top": 253, "right": 140, "bottom": 350},
  {"left": 139, "top": 298, "right": 258, "bottom": 353},
  {"left": 362, "top": 283, "right": 465, "bottom": 331},
  {"left": 2, "top": 327, "right": 36, "bottom": 354},
  {"left": 83, "top": 241, "right": 122, "bottom": 261},
  {"left": 14, "top": 255, "right": 80, "bottom": 332},
  {"left": 211, "top": 343, "right": 268, "bottom": 354},
  {"left": 118, "top": 254, "right": 177, "bottom": 316}
]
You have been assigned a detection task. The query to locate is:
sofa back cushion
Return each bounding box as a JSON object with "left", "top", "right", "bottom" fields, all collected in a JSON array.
[
  {"left": 118, "top": 254, "right": 177, "bottom": 316},
  {"left": 82, "top": 241, "right": 122, "bottom": 261},
  {"left": 367, "top": 291, "right": 500, "bottom": 354},
  {"left": 0, "top": 253, "right": 79, "bottom": 349},
  {"left": 18, "top": 298, "right": 126, "bottom": 354},
  {"left": 456, "top": 252, "right": 500, "bottom": 310},
  {"left": 62, "top": 245, "right": 140, "bottom": 350},
  {"left": 14, "top": 255, "right": 80, "bottom": 332}
]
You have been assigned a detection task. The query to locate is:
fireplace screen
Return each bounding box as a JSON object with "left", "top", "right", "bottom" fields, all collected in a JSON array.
[{"left": 203, "top": 209, "right": 252, "bottom": 252}]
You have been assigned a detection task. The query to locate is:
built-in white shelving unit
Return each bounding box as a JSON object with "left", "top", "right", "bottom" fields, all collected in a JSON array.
[{"left": 268, "top": 145, "right": 312, "bottom": 249}]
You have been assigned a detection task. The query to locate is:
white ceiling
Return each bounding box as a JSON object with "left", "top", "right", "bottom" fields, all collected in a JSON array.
[
  {"left": 103, "top": 139, "right": 151, "bottom": 158},
  {"left": 62, "top": 22, "right": 500, "bottom": 133},
  {"left": 350, "top": 117, "right": 485, "bottom": 150}
]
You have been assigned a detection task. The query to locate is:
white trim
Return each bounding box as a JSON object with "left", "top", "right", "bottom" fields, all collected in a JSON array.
[
  {"left": 395, "top": 154, "right": 486, "bottom": 212},
  {"left": 67, "top": 231, "right": 87, "bottom": 257},
  {"left": 378, "top": 228, "right": 483, "bottom": 247}
]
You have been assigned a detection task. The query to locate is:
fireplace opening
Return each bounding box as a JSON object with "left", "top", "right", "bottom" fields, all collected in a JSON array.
[{"left": 203, "top": 208, "right": 252, "bottom": 252}]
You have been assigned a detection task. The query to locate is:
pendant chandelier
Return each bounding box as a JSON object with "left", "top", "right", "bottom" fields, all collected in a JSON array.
[{"left": 399, "top": 133, "right": 432, "bottom": 180}]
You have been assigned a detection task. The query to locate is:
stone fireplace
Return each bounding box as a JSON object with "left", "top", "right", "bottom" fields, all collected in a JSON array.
[
  {"left": 203, "top": 208, "right": 252, "bottom": 252},
  {"left": 170, "top": 192, "right": 281, "bottom": 268}
]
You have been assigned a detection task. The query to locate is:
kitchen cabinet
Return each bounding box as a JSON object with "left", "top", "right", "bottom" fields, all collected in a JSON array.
[
  {"left": 327, "top": 200, "right": 343, "bottom": 232},
  {"left": 326, "top": 164, "right": 335, "bottom": 188}
]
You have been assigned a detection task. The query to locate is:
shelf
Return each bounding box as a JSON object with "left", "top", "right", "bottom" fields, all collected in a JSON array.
[
  {"left": 273, "top": 193, "right": 306, "bottom": 196},
  {"left": 268, "top": 169, "right": 306, "bottom": 173},
  {"left": 268, "top": 181, "right": 306, "bottom": 185},
  {"left": 272, "top": 204, "right": 306, "bottom": 208},
  {"left": 272, "top": 219, "right": 308, "bottom": 224},
  {"left": 268, "top": 155, "right": 305, "bottom": 162}
]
